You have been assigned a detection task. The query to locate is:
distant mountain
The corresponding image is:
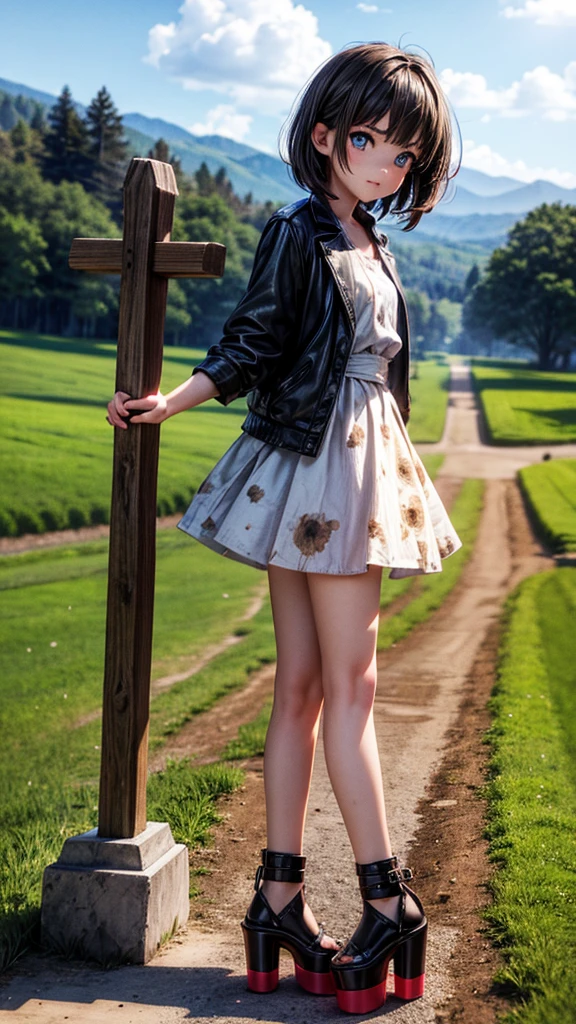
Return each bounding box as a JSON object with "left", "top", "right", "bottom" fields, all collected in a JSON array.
[
  {"left": 2, "top": 76, "right": 574, "bottom": 235},
  {"left": 453, "top": 167, "right": 525, "bottom": 197},
  {"left": 400, "top": 211, "right": 520, "bottom": 248},
  {"left": 178, "top": 133, "right": 258, "bottom": 162},
  {"left": 433, "top": 179, "right": 576, "bottom": 217},
  {"left": 0, "top": 76, "right": 67, "bottom": 110},
  {"left": 118, "top": 111, "right": 298, "bottom": 203}
]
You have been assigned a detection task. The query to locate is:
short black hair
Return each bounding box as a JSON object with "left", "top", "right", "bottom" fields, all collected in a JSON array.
[{"left": 280, "top": 42, "right": 461, "bottom": 231}]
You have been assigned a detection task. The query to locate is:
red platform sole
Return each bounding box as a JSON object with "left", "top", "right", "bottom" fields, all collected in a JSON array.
[
  {"left": 295, "top": 963, "right": 336, "bottom": 995},
  {"left": 394, "top": 972, "right": 425, "bottom": 1000},
  {"left": 247, "top": 967, "right": 279, "bottom": 992},
  {"left": 335, "top": 981, "right": 387, "bottom": 1014}
]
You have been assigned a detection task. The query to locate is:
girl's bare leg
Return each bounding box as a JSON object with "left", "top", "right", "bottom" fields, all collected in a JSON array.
[
  {"left": 306, "top": 565, "right": 418, "bottom": 926},
  {"left": 261, "top": 563, "right": 338, "bottom": 949}
]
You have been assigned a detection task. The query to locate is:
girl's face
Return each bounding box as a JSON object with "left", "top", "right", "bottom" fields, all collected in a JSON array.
[{"left": 312, "top": 111, "right": 421, "bottom": 206}]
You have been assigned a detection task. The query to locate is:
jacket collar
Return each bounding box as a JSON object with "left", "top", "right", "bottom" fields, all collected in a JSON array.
[
  {"left": 309, "top": 191, "right": 405, "bottom": 299},
  {"left": 309, "top": 192, "right": 390, "bottom": 251}
]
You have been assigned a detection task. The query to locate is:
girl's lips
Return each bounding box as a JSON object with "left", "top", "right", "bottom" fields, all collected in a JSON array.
[{"left": 367, "top": 180, "right": 380, "bottom": 186}]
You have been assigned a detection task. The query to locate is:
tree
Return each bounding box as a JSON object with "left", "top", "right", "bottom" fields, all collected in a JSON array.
[
  {"left": 466, "top": 202, "right": 576, "bottom": 370},
  {"left": 0, "top": 209, "right": 49, "bottom": 327},
  {"left": 464, "top": 263, "right": 480, "bottom": 293},
  {"left": 85, "top": 86, "right": 128, "bottom": 212},
  {"left": 43, "top": 86, "right": 91, "bottom": 187},
  {"left": 194, "top": 160, "right": 213, "bottom": 197},
  {"left": 0, "top": 94, "right": 18, "bottom": 131},
  {"left": 10, "top": 119, "right": 44, "bottom": 166}
]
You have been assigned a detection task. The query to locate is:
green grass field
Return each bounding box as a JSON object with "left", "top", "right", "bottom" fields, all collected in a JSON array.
[
  {"left": 0, "top": 532, "right": 275, "bottom": 971},
  {"left": 484, "top": 568, "right": 576, "bottom": 1024},
  {"left": 470, "top": 359, "right": 576, "bottom": 445},
  {"left": 0, "top": 531, "right": 269, "bottom": 802},
  {"left": 1, "top": 330, "right": 450, "bottom": 537},
  {"left": 518, "top": 458, "right": 576, "bottom": 553},
  {"left": 403, "top": 359, "right": 451, "bottom": 443}
]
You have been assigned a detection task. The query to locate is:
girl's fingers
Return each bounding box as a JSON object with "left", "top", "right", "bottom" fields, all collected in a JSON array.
[
  {"left": 125, "top": 398, "right": 156, "bottom": 412},
  {"left": 107, "top": 399, "right": 129, "bottom": 429},
  {"left": 112, "top": 392, "right": 132, "bottom": 417}
]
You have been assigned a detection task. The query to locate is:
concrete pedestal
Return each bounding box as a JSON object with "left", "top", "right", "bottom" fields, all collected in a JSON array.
[{"left": 41, "top": 822, "right": 189, "bottom": 965}]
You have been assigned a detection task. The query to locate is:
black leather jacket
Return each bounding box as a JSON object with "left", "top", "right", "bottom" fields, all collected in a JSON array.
[{"left": 192, "top": 192, "right": 411, "bottom": 457}]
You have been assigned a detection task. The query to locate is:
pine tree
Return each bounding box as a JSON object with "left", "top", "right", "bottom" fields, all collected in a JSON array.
[
  {"left": 30, "top": 105, "right": 46, "bottom": 134},
  {"left": 195, "top": 160, "right": 213, "bottom": 196},
  {"left": 43, "top": 86, "right": 91, "bottom": 186},
  {"left": 0, "top": 94, "right": 18, "bottom": 131},
  {"left": 84, "top": 86, "right": 128, "bottom": 210}
]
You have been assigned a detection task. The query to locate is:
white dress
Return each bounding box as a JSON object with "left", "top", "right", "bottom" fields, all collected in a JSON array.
[{"left": 177, "top": 244, "right": 463, "bottom": 578}]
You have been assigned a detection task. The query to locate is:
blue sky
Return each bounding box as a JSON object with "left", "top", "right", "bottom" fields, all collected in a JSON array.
[{"left": 2, "top": 0, "right": 575, "bottom": 186}]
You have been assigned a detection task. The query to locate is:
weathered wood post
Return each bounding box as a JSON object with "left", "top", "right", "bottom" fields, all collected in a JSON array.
[{"left": 41, "top": 158, "right": 226, "bottom": 963}]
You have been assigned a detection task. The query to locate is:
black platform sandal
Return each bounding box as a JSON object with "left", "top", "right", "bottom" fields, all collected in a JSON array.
[
  {"left": 330, "top": 855, "right": 428, "bottom": 1013},
  {"left": 241, "top": 848, "right": 337, "bottom": 995}
]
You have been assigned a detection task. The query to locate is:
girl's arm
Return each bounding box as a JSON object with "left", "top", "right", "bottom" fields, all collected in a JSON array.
[
  {"left": 191, "top": 214, "right": 304, "bottom": 406},
  {"left": 106, "top": 370, "right": 222, "bottom": 429},
  {"left": 107, "top": 210, "right": 303, "bottom": 429}
]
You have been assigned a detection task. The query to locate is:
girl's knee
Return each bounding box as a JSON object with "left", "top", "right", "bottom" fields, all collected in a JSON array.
[
  {"left": 273, "top": 668, "right": 324, "bottom": 720},
  {"left": 323, "top": 667, "right": 377, "bottom": 712}
]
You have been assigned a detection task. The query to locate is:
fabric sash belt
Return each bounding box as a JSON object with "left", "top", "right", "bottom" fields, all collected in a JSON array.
[{"left": 344, "top": 352, "right": 390, "bottom": 385}]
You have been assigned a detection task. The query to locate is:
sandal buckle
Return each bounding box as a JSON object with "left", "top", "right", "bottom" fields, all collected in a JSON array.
[{"left": 387, "top": 867, "right": 405, "bottom": 885}]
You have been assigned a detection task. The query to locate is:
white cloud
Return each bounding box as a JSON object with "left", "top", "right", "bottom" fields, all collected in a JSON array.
[
  {"left": 440, "top": 61, "right": 576, "bottom": 120},
  {"left": 146, "top": 0, "right": 332, "bottom": 111},
  {"left": 500, "top": 0, "right": 576, "bottom": 26},
  {"left": 462, "top": 138, "right": 576, "bottom": 188},
  {"left": 190, "top": 104, "right": 253, "bottom": 140},
  {"left": 356, "top": 3, "right": 393, "bottom": 11}
]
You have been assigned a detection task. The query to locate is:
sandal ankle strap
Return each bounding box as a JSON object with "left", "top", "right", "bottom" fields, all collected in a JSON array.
[
  {"left": 254, "top": 848, "right": 306, "bottom": 889},
  {"left": 356, "top": 856, "right": 413, "bottom": 900}
]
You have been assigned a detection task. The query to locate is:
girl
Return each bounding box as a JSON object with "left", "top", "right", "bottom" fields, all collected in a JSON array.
[{"left": 107, "top": 42, "right": 462, "bottom": 1014}]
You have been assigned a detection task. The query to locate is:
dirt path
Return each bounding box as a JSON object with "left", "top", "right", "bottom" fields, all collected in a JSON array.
[{"left": 0, "top": 365, "right": 558, "bottom": 1023}]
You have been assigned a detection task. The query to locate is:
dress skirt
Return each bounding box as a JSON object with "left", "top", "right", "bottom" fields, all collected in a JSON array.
[{"left": 177, "top": 350, "right": 463, "bottom": 579}]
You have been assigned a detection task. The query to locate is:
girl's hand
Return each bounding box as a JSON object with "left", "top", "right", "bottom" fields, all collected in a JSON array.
[{"left": 106, "top": 390, "right": 168, "bottom": 429}]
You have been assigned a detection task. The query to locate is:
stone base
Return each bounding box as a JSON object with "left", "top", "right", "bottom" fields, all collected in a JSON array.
[{"left": 41, "top": 822, "right": 189, "bottom": 965}]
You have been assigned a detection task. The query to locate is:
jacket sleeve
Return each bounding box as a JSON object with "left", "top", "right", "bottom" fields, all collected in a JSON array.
[{"left": 191, "top": 215, "right": 305, "bottom": 406}]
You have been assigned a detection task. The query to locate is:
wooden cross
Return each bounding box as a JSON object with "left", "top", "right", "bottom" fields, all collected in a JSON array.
[{"left": 70, "top": 157, "right": 226, "bottom": 840}]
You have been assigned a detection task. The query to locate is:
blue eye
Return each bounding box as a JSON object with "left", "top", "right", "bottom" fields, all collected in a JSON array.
[
  {"left": 350, "top": 132, "right": 371, "bottom": 150},
  {"left": 395, "top": 153, "right": 412, "bottom": 168}
]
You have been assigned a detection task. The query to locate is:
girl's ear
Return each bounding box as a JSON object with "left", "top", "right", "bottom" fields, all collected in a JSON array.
[{"left": 311, "top": 122, "right": 334, "bottom": 156}]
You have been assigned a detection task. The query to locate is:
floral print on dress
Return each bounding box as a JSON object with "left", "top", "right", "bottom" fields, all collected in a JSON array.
[
  {"left": 247, "top": 485, "right": 265, "bottom": 503},
  {"left": 368, "top": 519, "right": 386, "bottom": 543},
  {"left": 396, "top": 453, "right": 415, "bottom": 486},
  {"left": 292, "top": 512, "right": 340, "bottom": 558},
  {"left": 347, "top": 423, "right": 365, "bottom": 448},
  {"left": 401, "top": 494, "right": 426, "bottom": 533}
]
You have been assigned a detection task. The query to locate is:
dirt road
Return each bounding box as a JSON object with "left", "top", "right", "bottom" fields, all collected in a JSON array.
[{"left": 0, "top": 365, "right": 558, "bottom": 1023}]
